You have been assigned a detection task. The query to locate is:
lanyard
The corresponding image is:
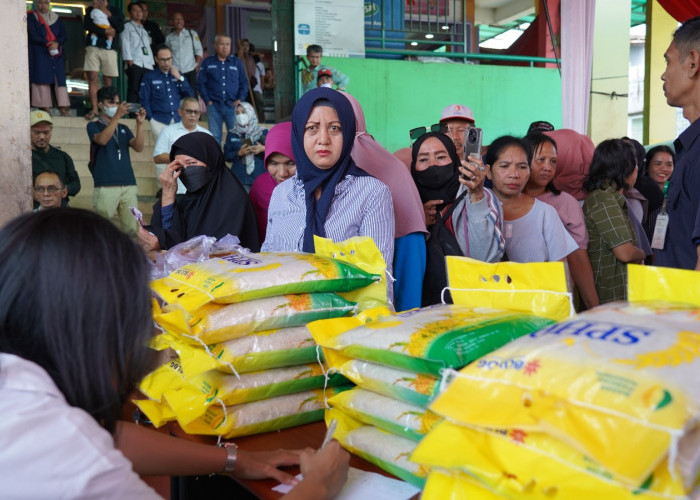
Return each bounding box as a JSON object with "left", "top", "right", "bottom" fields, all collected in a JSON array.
[{"left": 661, "top": 181, "right": 669, "bottom": 214}]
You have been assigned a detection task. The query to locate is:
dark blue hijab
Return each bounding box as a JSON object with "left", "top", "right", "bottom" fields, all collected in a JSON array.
[{"left": 291, "top": 87, "right": 368, "bottom": 252}]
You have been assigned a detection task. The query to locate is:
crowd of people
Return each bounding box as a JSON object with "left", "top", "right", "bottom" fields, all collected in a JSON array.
[{"left": 17, "top": 3, "right": 700, "bottom": 497}]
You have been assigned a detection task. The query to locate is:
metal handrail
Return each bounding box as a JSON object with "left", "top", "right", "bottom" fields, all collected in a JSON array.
[{"left": 364, "top": 48, "right": 559, "bottom": 65}]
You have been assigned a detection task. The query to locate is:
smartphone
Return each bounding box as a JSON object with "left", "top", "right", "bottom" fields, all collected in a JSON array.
[
  {"left": 242, "top": 138, "right": 253, "bottom": 147},
  {"left": 127, "top": 102, "right": 141, "bottom": 113},
  {"left": 463, "top": 127, "right": 483, "bottom": 161}
]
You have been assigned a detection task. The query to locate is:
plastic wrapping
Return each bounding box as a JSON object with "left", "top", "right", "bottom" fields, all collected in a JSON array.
[
  {"left": 326, "top": 407, "right": 427, "bottom": 488},
  {"left": 413, "top": 421, "right": 693, "bottom": 499},
  {"left": 155, "top": 292, "right": 356, "bottom": 344},
  {"left": 328, "top": 387, "right": 441, "bottom": 442},
  {"left": 151, "top": 252, "right": 380, "bottom": 313},
  {"left": 310, "top": 304, "right": 553, "bottom": 376},
  {"left": 430, "top": 302, "right": 700, "bottom": 489},
  {"left": 152, "top": 326, "right": 318, "bottom": 378},
  {"left": 324, "top": 348, "right": 439, "bottom": 407}
]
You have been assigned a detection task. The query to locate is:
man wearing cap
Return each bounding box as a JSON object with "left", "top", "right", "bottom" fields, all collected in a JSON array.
[
  {"left": 30, "top": 110, "right": 81, "bottom": 206},
  {"left": 301, "top": 44, "right": 349, "bottom": 94},
  {"left": 439, "top": 104, "right": 476, "bottom": 161},
  {"left": 316, "top": 69, "right": 334, "bottom": 88}
]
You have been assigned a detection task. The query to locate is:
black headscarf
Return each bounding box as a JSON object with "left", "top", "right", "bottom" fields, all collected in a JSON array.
[
  {"left": 149, "top": 132, "right": 260, "bottom": 251},
  {"left": 410, "top": 131, "right": 461, "bottom": 210},
  {"left": 291, "top": 87, "right": 368, "bottom": 252}
]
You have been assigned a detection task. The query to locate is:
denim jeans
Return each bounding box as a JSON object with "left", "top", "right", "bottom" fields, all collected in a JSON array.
[{"left": 206, "top": 101, "right": 236, "bottom": 146}]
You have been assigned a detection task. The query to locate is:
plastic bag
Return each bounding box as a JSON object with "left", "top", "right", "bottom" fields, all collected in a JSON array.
[
  {"left": 151, "top": 326, "right": 318, "bottom": 377},
  {"left": 179, "top": 387, "right": 351, "bottom": 438},
  {"left": 155, "top": 292, "right": 356, "bottom": 344},
  {"left": 430, "top": 302, "right": 700, "bottom": 488},
  {"left": 326, "top": 407, "right": 427, "bottom": 488},
  {"left": 323, "top": 348, "right": 439, "bottom": 408},
  {"left": 310, "top": 304, "right": 553, "bottom": 376},
  {"left": 328, "top": 387, "right": 441, "bottom": 442},
  {"left": 313, "top": 235, "right": 388, "bottom": 311},
  {"left": 139, "top": 359, "right": 348, "bottom": 425},
  {"left": 628, "top": 264, "right": 700, "bottom": 307},
  {"left": 412, "top": 421, "right": 692, "bottom": 499},
  {"left": 422, "top": 469, "right": 505, "bottom": 500},
  {"left": 446, "top": 256, "right": 574, "bottom": 321},
  {"left": 151, "top": 252, "right": 380, "bottom": 313}
]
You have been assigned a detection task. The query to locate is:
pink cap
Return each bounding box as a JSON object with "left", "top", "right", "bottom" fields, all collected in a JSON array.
[
  {"left": 264, "top": 122, "right": 294, "bottom": 165},
  {"left": 440, "top": 104, "right": 475, "bottom": 124}
]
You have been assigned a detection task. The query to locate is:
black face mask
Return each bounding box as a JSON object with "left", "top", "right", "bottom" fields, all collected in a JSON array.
[
  {"left": 412, "top": 164, "right": 460, "bottom": 206},
  {"left": 179, "top": 164, "right": 214, "bottom": 192}
]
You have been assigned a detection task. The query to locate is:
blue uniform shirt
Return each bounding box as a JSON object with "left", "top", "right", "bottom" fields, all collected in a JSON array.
[
  {"left": 197, "top": 55, "right": 249, "bottom": 105},
  {"left": 139, "top": 70, "right": 194, "bottom": 124}
]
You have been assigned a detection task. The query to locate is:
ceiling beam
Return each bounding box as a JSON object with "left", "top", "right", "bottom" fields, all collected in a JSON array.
[{"left": 475, "top": 0, "right": 535, "bottom": 26}]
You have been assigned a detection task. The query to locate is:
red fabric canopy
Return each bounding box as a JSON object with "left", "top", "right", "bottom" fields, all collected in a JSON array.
[{"left": 658, "top": 0, "right": 700, "bottom": 22}]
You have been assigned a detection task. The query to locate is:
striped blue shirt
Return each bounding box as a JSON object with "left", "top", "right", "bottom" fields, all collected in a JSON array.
[{"left": 262, "top": 174, "right": 395, "bottom": 275}]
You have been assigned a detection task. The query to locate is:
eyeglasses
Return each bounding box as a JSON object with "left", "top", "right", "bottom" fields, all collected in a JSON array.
[
  {"left": 182, "top": 109, "right": 201, "bottom": 115},
  {"left": 34, "top": 185, "right": 62, "bottom": 193},
  {"left": 157, "top": 57, "right": 173, "bottom": 62},
  {"left": 446, "top": 125, "right": 468, "bottom": 136},
  {"left": 409, "top": 123, "right": 446, "bottom": 142}
]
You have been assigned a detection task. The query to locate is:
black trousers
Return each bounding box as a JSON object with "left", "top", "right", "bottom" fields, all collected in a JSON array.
[{"left": 125, "top": 64, "right": 149, "bottom": 103}]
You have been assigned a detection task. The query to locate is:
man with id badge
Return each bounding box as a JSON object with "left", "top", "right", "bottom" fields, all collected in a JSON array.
[
  {"left": 655, "top": 16, "right": 700, "bottom": 270},
  {"left": 122, "top": 2, "right": 154, "bottom": 104},
  {"left": 86, "top": 86, "right": 146, "bottom": 237}
]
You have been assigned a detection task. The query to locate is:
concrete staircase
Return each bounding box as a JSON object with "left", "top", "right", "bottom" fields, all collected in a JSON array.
[{"left": 50, "top": 115, "right": 160, "bottom": 222}]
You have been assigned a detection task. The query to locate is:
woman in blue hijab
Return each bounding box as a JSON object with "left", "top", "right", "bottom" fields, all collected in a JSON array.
[{"left": 261, "top": 88, "right": 395, "bottom": 275}]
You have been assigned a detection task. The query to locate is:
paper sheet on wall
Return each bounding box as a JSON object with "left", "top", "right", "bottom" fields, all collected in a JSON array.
[
  {"left": 294, "top": 0, "right": 365, "bottom": 57},
  {"left": 272, "top": 467, "right": 420, "bottom": 499}
]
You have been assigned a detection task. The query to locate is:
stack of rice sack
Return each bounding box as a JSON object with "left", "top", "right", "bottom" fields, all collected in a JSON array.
[
  {"left": 309, "top": 304, "right": 555, "bottom": 488},
  {"left": 412, "top": 301, "right": 700, "bottom": 499},
  {"left": 135, "top": 251, "right": 381, "bottom": 439}
]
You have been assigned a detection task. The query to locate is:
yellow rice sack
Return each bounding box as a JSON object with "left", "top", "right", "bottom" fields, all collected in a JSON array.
[
  {"left": 310, "top": 304, "right": 553, "bottom": 377},
  {"left": 412, "top": 421, "right": 693, "bottom": 499},
  {"left": 422, "top": 469, "right": 505, "bottom": 500},
  {"left": 155, "top": 292, "right": 356, "bottom": 344},
  {"left": 152, "top": 326, "right": 318, "bottom": 378},
  {"left": 139, "top": 358, "right": 348, "bottom": 424},
  {"left": 326, "top": 407, "right": 427, "bottom": 488},
  {"left": 430, "top": 302, "right": 700, "bottom": 488},
  {"left": 324, "top": 348, "right": 440, "bottom": 408},
  {"left": 446, "top": 256, "right": 574, "bottom": 321},
  {"left": 327, "top": 387, "right": 441, "bottom": 442},
  {"left": 313, "top": 235, "right": 388, "bottom": 311},
  {"left": 151, "top": 252, "right": 380, "bottom": 312},
  {"left": 179, "top": 387, "right": 350, "bottom": 438},
  {"left": 628, "top": 264, "right": 700, "bottom": 307}
]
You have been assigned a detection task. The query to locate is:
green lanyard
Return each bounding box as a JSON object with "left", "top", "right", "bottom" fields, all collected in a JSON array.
[{"left": 661, "top": 181, "right": 669, "bottom": 213}]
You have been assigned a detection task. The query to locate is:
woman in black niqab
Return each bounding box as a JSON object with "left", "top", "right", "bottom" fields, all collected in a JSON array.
[{"left": 146, "top": 132, "right": 260, "bottom": 251}]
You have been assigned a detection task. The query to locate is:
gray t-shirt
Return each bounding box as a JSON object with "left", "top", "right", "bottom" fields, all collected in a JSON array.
[{"left": 504, "top": 199, "right": 578, "bottom": 262}]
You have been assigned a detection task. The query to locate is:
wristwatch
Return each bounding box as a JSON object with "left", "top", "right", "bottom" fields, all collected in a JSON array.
[
  {"left": 219, "top": 441, "right": 238, "bottom": 473},
  {"left": 178, "top": 75, "right": 185, "bottom": 82}
]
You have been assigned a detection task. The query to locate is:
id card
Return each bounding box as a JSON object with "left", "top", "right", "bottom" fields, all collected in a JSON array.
[
  {"left": 142, "top": 46, "right": 149, "bottom": 56},
  {"left": 651, "top": 213, "right": 669, "bottom": 249}
]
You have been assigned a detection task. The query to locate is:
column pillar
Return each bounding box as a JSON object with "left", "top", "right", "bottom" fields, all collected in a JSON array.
[
  {"left": 588, "top": 0, "right": 631, "bottom": 144},
  {"left": 643, "top": 0, "right": 678, "bottom": 145}
]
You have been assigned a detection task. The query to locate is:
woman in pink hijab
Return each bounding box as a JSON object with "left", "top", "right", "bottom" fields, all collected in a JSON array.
[
  {"left": 342, "top": 92, "right": 427, "bottom": 311},
  {"left": 250, "top": 122, "right": 296, "bottom": 245},
  {"left": 544, "top": 129, "right": 595, "bottom": 201}
]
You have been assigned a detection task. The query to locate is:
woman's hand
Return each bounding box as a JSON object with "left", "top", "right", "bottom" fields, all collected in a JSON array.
[
  {"left": 290, "top": 441, "right": 349, "bottom": 500},
  {"left": 250, "top": 143, "right": 265, "bottom": 155},
  {"left": 459, "top": 153, "right": 486, "bottom": 203},
  {"left": 232, "top": 448, "right": 304, "bottom": 485},
  {"left": 48, "top": 41, "right": 59, "bottom": 51},
  {"left": 423, "top": 200, "right": 442, "bottom": 226},
  {"left": 238, "top": 144, "right": 251, "bottom": 157},
  {"left": 137, "top": 226, "right": 160, "bottom": 252},
  {"left": 159, "top": 160, "right": 181, "bottom": 207}
]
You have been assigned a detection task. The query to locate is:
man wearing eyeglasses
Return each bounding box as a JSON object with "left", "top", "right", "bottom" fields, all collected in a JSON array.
[
  {"left": 439, "top": 104, "right": 476, "bottom": 161},
  {"left": 33, "top": 172, "right": 68, "bottom": 211},
  {"left": 30, "top": 110, "right": 81, "bottom": 207},
  {"left": 152, "top": 96, "right": 212, "bottom": 194},
  {"left": 139, "top": 45, "right": 194, "bottom": 142}
]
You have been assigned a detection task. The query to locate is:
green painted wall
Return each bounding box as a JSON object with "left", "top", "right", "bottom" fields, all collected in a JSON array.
[{"left": 322, "top": 56, "right": 562, "bottom": 153}]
